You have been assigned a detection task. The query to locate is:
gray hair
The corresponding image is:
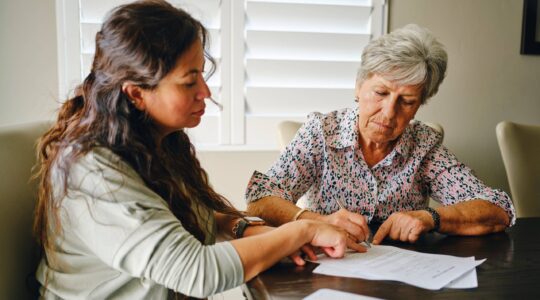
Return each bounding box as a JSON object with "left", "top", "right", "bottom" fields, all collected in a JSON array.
[{"left": 356, "top": 24, "right": 448, "bottom": 104}]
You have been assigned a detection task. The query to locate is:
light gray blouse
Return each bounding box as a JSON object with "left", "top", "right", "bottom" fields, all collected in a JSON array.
[{"left": 36, "top": 147, "right": 244, "bottom": 299}]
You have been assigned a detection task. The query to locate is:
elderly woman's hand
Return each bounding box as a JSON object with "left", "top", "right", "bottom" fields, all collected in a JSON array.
[
  {"left": 372, "top": 210, "right": 435, "bottom": 244},
  {"left": 319, "top": 209, "right": 370, "bottom": 244}
]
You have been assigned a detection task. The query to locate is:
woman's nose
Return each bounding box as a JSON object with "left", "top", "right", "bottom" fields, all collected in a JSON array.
[
  {"left": 382, "top": 96, "right": 398, "bottom": 119},
  {"left": 196, "top": 77, "right": 211, "bottom": 101}
]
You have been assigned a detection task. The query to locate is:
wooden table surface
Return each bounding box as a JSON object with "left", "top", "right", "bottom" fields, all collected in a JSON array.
[{"left": 243, "top": 217, "right": 540, "bottom": 299}]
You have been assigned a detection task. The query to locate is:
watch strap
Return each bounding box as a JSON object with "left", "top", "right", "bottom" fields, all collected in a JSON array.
[
  {"left": 232, "top": 219, "right": 249, "bottom": 239},
  {"left": 423, "top": 207, "right": 440, "bottom": 232}
]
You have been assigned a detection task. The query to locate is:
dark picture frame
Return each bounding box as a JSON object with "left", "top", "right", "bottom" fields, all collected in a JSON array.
[{"left": 521, "top": 0, "right": 540, "bottom": 54}]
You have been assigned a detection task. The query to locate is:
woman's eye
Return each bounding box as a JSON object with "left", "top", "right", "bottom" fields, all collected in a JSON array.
[
  {"left": 402, "top": 98, "right": 417, "bottom": 106},
  {"left": 374, "top": 90, "right": 386, "bottom": 96},
  {"left": 185, "top": 82, "right": 196, "bottom": 88}
]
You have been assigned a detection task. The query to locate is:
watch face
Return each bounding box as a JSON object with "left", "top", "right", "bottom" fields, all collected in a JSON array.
[{"left": 244, "top": 216, "right": 265, "bottom": 225}]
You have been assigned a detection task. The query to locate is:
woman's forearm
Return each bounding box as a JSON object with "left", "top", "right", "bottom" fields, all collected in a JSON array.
[
  {"left": 438, "top": 199, "right": 510, "bottom": 235},
  {"left": 230, "top": 219, "right": 349, "bottom": 282},
  {"left": 246, "top": 196, "right": 322, "bottom": 226}
]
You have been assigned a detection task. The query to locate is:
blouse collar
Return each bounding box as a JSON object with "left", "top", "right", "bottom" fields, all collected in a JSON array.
[{"left": 325, "top": 107, "right": 414, "bottom": 160}]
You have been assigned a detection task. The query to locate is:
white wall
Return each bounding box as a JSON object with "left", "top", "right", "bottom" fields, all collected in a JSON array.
[
  {"left": 0, "top": 0, "right": 58, "bottom": 126},
  {"left": 197, "top": 150, "right": 279, "bottom": 210},
  {"left": 389, "top": 0, "right": 540, "bottom": 195}
]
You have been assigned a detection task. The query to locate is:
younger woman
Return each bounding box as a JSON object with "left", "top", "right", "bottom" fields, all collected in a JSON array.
[{"left": 34, "top": 1, "right": 360, "bottom": 298}]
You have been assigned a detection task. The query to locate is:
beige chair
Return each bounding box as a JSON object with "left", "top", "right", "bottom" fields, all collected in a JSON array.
[
  {"left": 277, "top": 121, "right": 304, "bottom": 150},
  {"left": 496, "top": 121, "right": 540, "bottom": 218},
  {"left": 277, "top": 120, "right": 444, "bottom": 208},
  {"left": 0, "top": 121, "right": 50, "bottom": 298}
]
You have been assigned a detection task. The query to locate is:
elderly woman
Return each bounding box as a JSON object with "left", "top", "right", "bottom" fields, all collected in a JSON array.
[{"left": 245, "top": 24, "right": 515, "bottom": 245}]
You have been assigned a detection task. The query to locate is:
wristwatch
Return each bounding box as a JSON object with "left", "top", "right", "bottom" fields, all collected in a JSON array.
[
  {"left": 232, "top": 216, "right": 266, "bottom": 239},
  {"left": 423, "top": 207, "right": 440, "bottom": 232}
]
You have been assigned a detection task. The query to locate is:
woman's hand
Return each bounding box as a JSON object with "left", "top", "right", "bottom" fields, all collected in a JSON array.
[
  {"left": 318, "top": 209, "right": 370, "bottom": 244},
  {"left": 372, "top": 210, "right": 434, "bottom": 244},
  {"left": 231, "top": 219, "right": 366, "bottom": 282},
  {"left": 306, "top": 220, "right": 366, "bottom": 258},
  {"left": 288, "top": 245, "right": 318, "bottom": 266}
]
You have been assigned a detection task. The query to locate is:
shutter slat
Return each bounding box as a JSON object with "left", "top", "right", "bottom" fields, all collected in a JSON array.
[
  {"left": 248, "top": 0, "right": 371, "bottom": 6},
  {"left": 246, "top": 1, "right": 371, "bottom": 33},
  {"left": 80, "top": 0, "right": 220, "bottom": 28},
  {"left": 246, "top": 59, "right": 359, "bottom": 88},
  {"left": 246, "top": 87, "right": 354, "bottom": 114},
  {"left": 80, "top": 0, "right": 131, "bottom": 23},
  {"left": 247, "top": 30, "right": 369, "bottom": 61}
]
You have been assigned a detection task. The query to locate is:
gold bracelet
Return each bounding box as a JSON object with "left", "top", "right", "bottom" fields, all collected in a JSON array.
[{"left": 292, "top": 208, "right": 308, "bottom": 221}]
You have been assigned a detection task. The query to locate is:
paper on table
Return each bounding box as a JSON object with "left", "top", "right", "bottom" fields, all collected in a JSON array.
[
  {"left": 303, "top": 288, "right": 384, "bottom": 300},
  {"left": 312, "top": 245, "right": 485, "bottom": 290},
  {"left": 444, "top": 257, "right": 479, "bottom": 289},
  {"left": 314, "top": 259, "right": 480, "bottom": 289}
]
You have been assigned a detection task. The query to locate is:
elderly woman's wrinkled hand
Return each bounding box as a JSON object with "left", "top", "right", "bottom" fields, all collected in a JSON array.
[
  {"left": 319, "top": 209, "right": 370, "bottom": 244},
  {"left": 372, "top": 210, "right": 435, "bottom": 244}
]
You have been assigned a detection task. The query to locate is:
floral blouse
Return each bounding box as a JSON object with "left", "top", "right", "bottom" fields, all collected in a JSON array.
[{"left": 245, "top": 108, "right": 515, "bottom": 225}]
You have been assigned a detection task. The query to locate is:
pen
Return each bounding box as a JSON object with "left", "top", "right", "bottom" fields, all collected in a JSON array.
[{"left": 336, "top": 198, "right": 371, "bottom": 248}]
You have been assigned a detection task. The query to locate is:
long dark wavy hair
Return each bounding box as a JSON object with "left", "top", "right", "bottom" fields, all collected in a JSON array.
[{"left": 34, "top": 0, "right": 241, "bottom": 263}]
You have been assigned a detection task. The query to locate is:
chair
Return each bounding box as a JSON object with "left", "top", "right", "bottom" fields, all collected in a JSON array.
[
  {"left": 276, "top": 120, "right": 444, "bottom": 208},
  {"left": 496, "top": 121, "right": 540, "bottom": 218},
  {"left": 0, "top": 121, "right": 50, "bottom": 298},
  {"left": 277, "top": 121, "right": 304, "bottom": 150}
]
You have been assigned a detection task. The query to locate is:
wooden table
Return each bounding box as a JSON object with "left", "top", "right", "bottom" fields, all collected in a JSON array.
[{"left": 243, "top": 217, "right": 540, "bottom": 299}]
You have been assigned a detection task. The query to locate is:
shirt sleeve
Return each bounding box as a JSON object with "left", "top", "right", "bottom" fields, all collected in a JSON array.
[
  {"left": 420, "top": 143, "right": 516, "bottom": 226},
  {"left": 62, "top": 149, "right": 244, "bottom": 298},
  {"left": 245, "top": 113, "right": 324, "bottom": 204}
]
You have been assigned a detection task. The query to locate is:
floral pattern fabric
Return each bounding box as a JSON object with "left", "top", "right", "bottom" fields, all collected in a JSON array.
[{"left": 245, "top": 108, "right": 515, "bottom": 225}]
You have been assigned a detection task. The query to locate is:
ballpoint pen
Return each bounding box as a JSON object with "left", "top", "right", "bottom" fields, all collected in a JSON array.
[{"left": 336, "top": 198, "right": 372, "bottom": 248}]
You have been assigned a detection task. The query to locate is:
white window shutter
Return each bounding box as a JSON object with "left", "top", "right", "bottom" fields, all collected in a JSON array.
[
  {"left": 243, "top": 0, "right": 386, "bottom": 147},
  {"left": 56, "top": 0, "right": 387, "bottom": 149}
]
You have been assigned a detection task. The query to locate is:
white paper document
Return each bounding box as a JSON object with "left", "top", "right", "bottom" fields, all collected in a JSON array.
[
  {"left": 444, "top": 257, "right": 479, "bottom": 289},
  {"left": 312, "top": 245, "right": 485, "bottom": 290},
  {"left": 303, "top": 288, "right": 383, "bottom": 300}
]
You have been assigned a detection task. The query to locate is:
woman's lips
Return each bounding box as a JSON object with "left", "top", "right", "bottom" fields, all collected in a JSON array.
[
  {"left": 192, "top": 109, "right": 205, "bottom": 116},
  {"left": 373, "top": 121, "right": 393, "bottom": 129}
]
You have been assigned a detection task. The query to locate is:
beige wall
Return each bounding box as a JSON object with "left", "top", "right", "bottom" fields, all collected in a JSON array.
[
  {"left": 389, "top": 0, "right": 540, "bottom": 195},
  {"left": 1, "top": 0, "right": 539, "bottom": 209},
  {"left": 0, "top": 0, "right": 58, "bottom": 126},
  {"left": 198, "top": 151, "right": 279, "bottom": 210}
]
